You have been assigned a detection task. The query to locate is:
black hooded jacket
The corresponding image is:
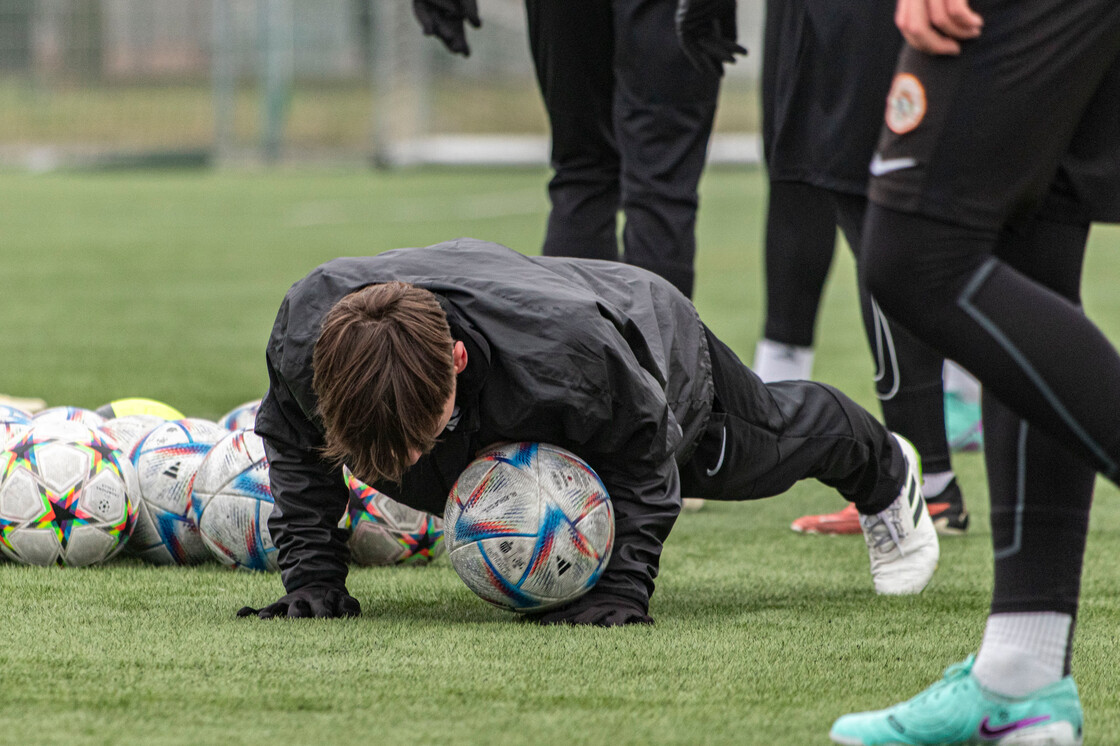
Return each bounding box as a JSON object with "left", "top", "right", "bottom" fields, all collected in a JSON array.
[{"left": 255, "top": 238, "right": 714, "bottom": 609}]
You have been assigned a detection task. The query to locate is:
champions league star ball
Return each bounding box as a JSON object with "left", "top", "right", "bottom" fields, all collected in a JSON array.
[
  {"left": 128, "top": 418, "right": 228, "bottom": 565},
  {"left": 191, "top": 428, "right": 277, "bottom": 571},
  {"left": 444, "top": 442, "right": 614, "bottom": 613},
  {"left": 0, "top": 422, "right": 138, "bottom": 566},
  {"left": 341, "top": 467, "right": 443, "bottom": 566}
]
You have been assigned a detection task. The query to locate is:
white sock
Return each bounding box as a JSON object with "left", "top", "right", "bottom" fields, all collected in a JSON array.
[
  {"left": 944, "top": 360, "right": 981, "bottom": 404},
  {"left": 922, "top": 470, "right": 954, "bottom": 498},
  {"left": 973, "top": 611, "right": 1071, "bottom": 697},
  {"left": 753, "top": 339, "right": 814, "bottom": 383}
]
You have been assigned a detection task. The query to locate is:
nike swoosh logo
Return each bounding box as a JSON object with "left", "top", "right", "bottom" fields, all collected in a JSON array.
[
  {"left": 978, "top": 715, "right": 1051, "bottom": 739},
  {"left": 869, "top": 153, "right": 918, "bottom": 177},
  {"left": 706, "top": 426, "right": 727, "bottom": 477}
]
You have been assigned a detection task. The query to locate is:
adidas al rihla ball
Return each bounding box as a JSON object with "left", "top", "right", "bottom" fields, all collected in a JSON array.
[{"left": 444, "top": 442, "right": 613, "bottom": 613}]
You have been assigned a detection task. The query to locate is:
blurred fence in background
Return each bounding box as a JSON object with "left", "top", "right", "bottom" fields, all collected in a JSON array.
[{"left": 0, "top": 0, "right": 762, "bottom": 169}]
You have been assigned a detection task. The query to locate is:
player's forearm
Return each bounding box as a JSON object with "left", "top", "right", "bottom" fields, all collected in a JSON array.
[
  {"left": 592, "top": 459, "right": 683, "bottom": 608},
  {"left": 264, "top": 439, "right": 351, "bottom": 593}
]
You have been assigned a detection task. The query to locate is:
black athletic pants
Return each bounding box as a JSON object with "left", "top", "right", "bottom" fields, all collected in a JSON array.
[
  {"left": 763, "top": 181, "right": 952, "bottom": 474},
  {"left": 864, "top": 0, "right": 1120, "bottom": 628},
  {"left": 761, "top": 181, "right": 837, "bottom": 348},
  {"left": 680, "top": 326, "right": 906, "bottom": 513},
  {"left": 864, "top": 205, "right": 1099, "bottom": 619},
  {"left": 524, "top": 0, "right": 721, "bottom": 299}
]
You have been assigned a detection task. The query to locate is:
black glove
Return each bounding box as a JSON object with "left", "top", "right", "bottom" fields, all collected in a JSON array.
[
  {"left": 237, "top": 584, "right": 361, "bottom": 619},
  {"left": 526, "top": 591, "right": 653, "bottom": 627},
  {"left": 412, "top": 0, "right": 481, "bottom": 57},
  {"left": 675, "top": 0, "right": 747, "bottom": 77}
]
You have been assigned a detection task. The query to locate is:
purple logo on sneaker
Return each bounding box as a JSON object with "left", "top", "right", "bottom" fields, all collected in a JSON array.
[{"left": 978, "top": 715, "right": 1050, "bottom": 739}]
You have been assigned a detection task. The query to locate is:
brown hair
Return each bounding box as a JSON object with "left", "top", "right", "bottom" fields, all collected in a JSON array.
[{"left": 312, "top": 282, "right": 455, "bottom": 483}]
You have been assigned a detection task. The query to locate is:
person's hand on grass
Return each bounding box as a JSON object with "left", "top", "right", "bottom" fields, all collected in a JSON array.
[
  {"left": 237, "top": 584, "right": 360, "bottom": 619},
  {"left": 524, "top": 589, "right": 653, "bottom": 627}
]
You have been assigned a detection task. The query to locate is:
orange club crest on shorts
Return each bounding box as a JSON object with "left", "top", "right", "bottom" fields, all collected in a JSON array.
[{"left": 885, "top": 73, "right": 927, "bottom": 134}]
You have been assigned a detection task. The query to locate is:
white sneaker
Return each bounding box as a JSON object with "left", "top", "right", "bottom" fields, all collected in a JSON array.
[{"left": 860, "top": 434, "right": 939, "bottom": 595}]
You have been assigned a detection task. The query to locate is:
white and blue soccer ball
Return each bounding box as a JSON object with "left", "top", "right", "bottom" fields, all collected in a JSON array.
[
  {"left": 444, "top": 442, "right": 614, "bottom": 612},
  {"left": 218, "top": 399, "right": 261, "bottom": 431},
  {"left": 0, "top": 405, "right": 32, "bottom": 448},
  {"left": 191, "top": 428, "right": 277, "bottom": 571},
  {"left": 127, "top": 418, "right": 228, "bottom": 565},
  {"left": 33, "top": 406, "right": 106, "bottom": 430},
  {"left": 99, "top": 414, "right": 166, "bottom": 455}
]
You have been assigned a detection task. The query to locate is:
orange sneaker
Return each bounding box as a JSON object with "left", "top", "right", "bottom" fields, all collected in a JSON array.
[
  {"left": 925, "top": 478, "right": 970, "bottom": 535},
  {"left": 792, "top": 492, "right": 971, "bottom": 536},
  {"left": 790, "top": 502, "right": 861, "bottom": 535}
]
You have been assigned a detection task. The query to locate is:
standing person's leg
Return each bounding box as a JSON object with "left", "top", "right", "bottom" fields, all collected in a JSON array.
[
  {"left": 611, "top": 0, "right": 721, "bottom": 299},
  {"left": 832, "top": 0, "right": 1120, "bottom": 741},
  {"left": 861, "top": 1, "right": 1120, "bottom": 479},
  {"left": 864, "top": 207, "right": 1120, "bottom": 481},
  {"left": 790, "top": 192, "right": 970, "bottom": 536},
  {"left": 525, "top": 0, "right": 620, "bottom": 261},
  {"left": 970, "top": 209, "right": 1095, "bottom": 696},
  {"left": 753, "top": 181, "right": 837, "bottom": 383},
  {"left": 755, "top": 0, "right": 837, "bottom": 382},
  {"left": 836, "top": 192, "right": 968, "bottom": 532},
  {"left": 833, "top": 206, "right": 1099, "bottom": 746},
  {"left": 680, "top": 327, "right": 939, "bottom": 595}
]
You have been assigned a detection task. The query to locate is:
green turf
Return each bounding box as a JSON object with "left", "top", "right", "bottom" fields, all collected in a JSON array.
[{"left": 1, "top": 167, "right": 1119, "bottom": 745}]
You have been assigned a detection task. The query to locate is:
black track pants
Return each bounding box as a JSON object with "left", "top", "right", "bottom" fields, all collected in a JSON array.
[{"left": 681, "top": 327, "right": 906, "bottom": 513}]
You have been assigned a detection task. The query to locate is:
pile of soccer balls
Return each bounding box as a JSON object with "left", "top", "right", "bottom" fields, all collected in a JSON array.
[
  {"left": 0, "top": 399, "right": 616, "bottom": 613},
  {"left": 0, "top": 398, "right": 444, "bottom": 571}
]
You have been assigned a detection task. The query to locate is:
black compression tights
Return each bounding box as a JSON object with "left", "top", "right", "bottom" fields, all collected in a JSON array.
[
  {"left": 863, "top": 203, "right": 1111, "bottom": 618},
  {"left": 762, "top": 181, "right": 837, "bottom": 347},
  {"left": 834, "top": 193, "right": 951, "bottom": 475}
]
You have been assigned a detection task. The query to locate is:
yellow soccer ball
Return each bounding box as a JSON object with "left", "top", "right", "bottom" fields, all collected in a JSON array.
[{"left": 95, "top": 397, "right": 184, "bottom": 421}]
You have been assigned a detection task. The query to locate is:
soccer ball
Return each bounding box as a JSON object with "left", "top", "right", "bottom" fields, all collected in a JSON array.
[
  {"left": 99, "top": 414, "right": 166, "bottom": 455},
  {"left": 444, "top": 442, "right": 614, "bottom": 612},
  {"left": 191, "top": 428, "right": 277, "bottom": 571},
  {"left": 0, "top": 405, "right": 32, "bottom": 447},
  {"left": 95, "top": 397, "right": 184, "bottom": 421},
  {"left": 0, "top": 404, "right": 31, "bottom": 422},
  {"left": 128, "top": 418, "right": 228, "bottom": 565},
  {"left": 34, "top": 406, "right": 106, "bottom": 430},
  {"left": 342, "top": 466, "right": 444, "bottom": 566},
  {"left": 0, "top": 421, "right": 138, "bottom": 566},
  {"left": 219, "top": 399, "right": 261, "bottom": 431}
]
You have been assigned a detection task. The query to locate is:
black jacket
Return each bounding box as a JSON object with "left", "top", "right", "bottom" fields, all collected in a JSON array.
[{"left": 255, "top": 239, "right": 714, "bottom": 609}]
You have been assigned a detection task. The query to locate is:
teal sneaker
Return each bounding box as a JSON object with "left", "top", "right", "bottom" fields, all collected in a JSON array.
[
  {"left": 945, "top": 391, "right": 983, "bottom": 452},
  {"left": 830, "top": 657, "right": 1083, "bottom": 745}
]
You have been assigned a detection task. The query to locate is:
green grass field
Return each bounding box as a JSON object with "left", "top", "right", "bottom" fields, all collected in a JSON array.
[{"left": 1, "top": 167, "right": 1119, "bottom": 745}]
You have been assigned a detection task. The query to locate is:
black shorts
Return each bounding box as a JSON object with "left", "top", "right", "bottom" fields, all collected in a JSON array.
[
  {"left": 762, "top": 0, "right": 900, "bottom": 194},
  {"left": 870, "top": 0, "right": 1120, "bottom": 230}
]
